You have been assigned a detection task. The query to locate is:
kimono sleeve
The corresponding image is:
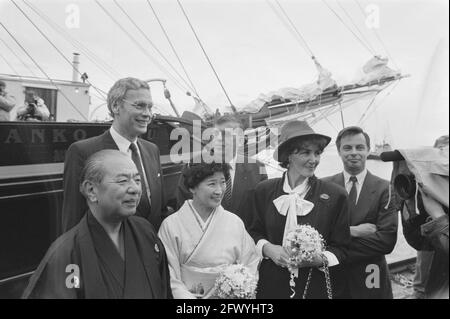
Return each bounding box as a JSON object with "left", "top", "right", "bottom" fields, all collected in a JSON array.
[
  {"left": 157, "top": 220, "right": 196, "bottom": 299},
  {"left": 22, "top": 246, "right": 78, "bottom": 299}
]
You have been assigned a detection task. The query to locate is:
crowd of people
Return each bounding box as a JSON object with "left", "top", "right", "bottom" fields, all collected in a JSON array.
[{"left": 21, "top": 77, "right": 448, "bottom": 299}]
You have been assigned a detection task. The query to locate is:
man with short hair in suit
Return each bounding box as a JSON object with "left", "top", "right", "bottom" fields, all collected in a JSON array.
[
  {"left": 62, "top": 77, "right": 165, "bottom": 233},
  {"left": 323, "top": 126, "right": 398, "bottom": 299},
  {"left": 175, "top": 114, "right": 267, "bottom": 224}
]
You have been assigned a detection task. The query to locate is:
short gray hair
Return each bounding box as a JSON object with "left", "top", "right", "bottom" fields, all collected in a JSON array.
[
  {"left": 79, "top": 149, "right": 129, "bottom": 198},
  {"left": 107, "top": 77, "right": 150, "bottom": 118}
]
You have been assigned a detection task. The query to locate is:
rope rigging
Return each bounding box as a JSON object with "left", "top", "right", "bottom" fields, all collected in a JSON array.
[
  {"left": 0, "top": 50, "right": 21, "bottom": 76},
  {"left": 353, "top": 0, "right": 400, "bottom": 70},
  {"left": 94, "top": 0, "right": 192, "bottom": 97},
  {"left": 176, "top": 0, "right": 236, "bottom": 112},
  {"left": 146, "top": 0, "right": 201, "bottom": 99},
  {"left": 0, "top": 36, "right": 37, "bottom": 76},
  {"left": 113, "top": 0, "right": 197, "bottom": 96},
  {"left": 321, "top": 0, "right": 376, "bottom": 55},
  {"left": 273, "top": 0, "right": 315, "bottom": 58},
  {"left": 22, "top": 0, "right": 122, "bottom": 82},
  {"left": 0, "top": 21, "right": 88, "bottom": 121},
  {"left": 11, "top": 0, "right": 108, "bottom": 101},
  {"left": 336, "top": 0, "right": 377, "bottom": 55}
]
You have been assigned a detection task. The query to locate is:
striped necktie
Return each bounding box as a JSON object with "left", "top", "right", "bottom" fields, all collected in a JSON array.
[{"left": 129, "top": 143, "right": 151, "bottom": 214}]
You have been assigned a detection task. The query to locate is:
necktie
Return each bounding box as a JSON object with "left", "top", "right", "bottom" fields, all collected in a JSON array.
[
  {"left": 222, "top": 176, "right": 233, "bottom": 210},
  {"left": 129, "top": 143, "right": 151, "bottom": 214},
  {"left": 348, "top": 175, "right": 358, "bottom": 206}
]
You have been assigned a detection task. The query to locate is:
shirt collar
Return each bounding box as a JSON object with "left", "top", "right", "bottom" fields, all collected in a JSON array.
[
  {"left": 110, "top": 126, "right": 137, "bottom": 153},
  {"left": 343, "top": 168, "right": 368, "bottom": 185},
  {"left": 283, "top": 173, "right": 310, "bottom": 194}
]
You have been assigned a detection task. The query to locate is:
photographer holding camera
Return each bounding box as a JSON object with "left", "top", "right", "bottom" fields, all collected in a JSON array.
[
  {"left": 16, "top": 90, "right": 50, "bottom": 121},
  {"left": 0, "top": 80, "right": 16, "bottom": 121},
  {"left": 382, "top": 140, "right": 449, "bottom": 299}
]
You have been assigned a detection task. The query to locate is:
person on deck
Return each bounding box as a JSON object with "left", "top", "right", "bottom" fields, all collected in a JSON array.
[
  {"left": 0, "top": 80, "right": 16, "bottom": 121},
  {"left": 22, "top": 150, "right": 172, "bottom": 299},
  {"left": 16, "top": 90, "right": 50, "bottom": 121}
]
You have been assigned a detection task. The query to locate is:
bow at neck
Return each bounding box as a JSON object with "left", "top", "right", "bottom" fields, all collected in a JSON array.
[{"left": 273, "top": 175, "right": 314, "bottom": 246}]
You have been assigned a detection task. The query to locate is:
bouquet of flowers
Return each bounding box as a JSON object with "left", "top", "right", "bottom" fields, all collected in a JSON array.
[
  {"left": 213, "top": 264, "right": 258, "bottom": 299},
  {"left": 285, "top": 224, "right": 332, "bottom": 299}
]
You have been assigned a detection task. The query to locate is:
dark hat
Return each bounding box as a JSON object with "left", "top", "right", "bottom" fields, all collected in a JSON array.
[{"left": 273, "top": 120, "right": 331, "bottom": 161}]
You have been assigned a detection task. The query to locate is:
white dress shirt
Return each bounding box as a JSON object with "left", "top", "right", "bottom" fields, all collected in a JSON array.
[
  {"left": 343, "top": 168, "right": 368, "bottom": 204},
  {"left": 110, "top": 127, "right": 150, "bottom": 200}
]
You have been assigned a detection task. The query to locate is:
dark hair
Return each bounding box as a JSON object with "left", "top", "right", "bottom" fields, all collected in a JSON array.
[
  {"left": 0, "top": 80, "right": 6, "bottom": 87},
  {"left": 214, "top": 114, "right": 244, "bottom": 129},
  {"left": 335, "top": 126, "right": 370, "bottom": 150},
  {"left": 183, "top": 161, "right": 231, "bottom": 190},
  {"left": 278, "top": 136, "right": 329, "bottom": 169}
]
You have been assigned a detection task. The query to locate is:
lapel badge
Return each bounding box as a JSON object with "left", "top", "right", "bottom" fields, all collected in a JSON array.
[
  {"left": 154, "top": 243, "right": 160, "bottom": 253},
  {"left": 320, "top": 193, "right": 330, "bottom": 200},
  {"left": 157, "top": 173, "right": 161, "bottom": 178}
]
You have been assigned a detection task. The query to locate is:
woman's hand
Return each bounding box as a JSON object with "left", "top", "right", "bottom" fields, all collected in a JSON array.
[
  {"left": 297, "top": 254, "right": 326, "bottom": 268},
  {"left": 262, "top": 243, "right": 292, "bottom": 268}
]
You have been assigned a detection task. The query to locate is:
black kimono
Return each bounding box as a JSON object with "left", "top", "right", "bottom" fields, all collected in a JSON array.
[
  {"left": 244, "top": 174, "right": 350, "bottom": 299},
  {"left": 22, "top": 211, "right": 172, "bottom": 299}
]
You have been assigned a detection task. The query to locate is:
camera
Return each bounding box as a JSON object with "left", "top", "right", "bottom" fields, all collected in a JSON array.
[{"left": 393, "top": 174, "right": 416, "bottom": 200}]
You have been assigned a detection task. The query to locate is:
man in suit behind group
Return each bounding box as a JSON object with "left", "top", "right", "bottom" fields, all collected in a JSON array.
[
  {"left": 175, "top": 114, "right": 267, "bottom": 223},
  {"left": 62, "top": 77, "right": 165, "bottom": 233},
  {"left": 323, "top": 126, "right": 398, "bottom": 299}
]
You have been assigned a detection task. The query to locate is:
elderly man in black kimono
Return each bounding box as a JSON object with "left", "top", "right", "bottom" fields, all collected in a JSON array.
[{"left": 23, "top": 150, "right": 172, "bottom": 299}]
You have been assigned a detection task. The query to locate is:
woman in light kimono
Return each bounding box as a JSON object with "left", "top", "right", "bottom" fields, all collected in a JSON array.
[{"left": 158, "top": 161, "right": 260, "bottom": 299}]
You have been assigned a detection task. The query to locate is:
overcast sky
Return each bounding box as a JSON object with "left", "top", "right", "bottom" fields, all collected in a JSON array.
[{"left": 0, "top": 0, "right": 448, "bottom": 147}]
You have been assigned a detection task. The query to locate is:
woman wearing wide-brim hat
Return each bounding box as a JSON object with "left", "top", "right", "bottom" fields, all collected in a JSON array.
[{"left": 242, "top": 120, "right": 351, "bottom": 299}]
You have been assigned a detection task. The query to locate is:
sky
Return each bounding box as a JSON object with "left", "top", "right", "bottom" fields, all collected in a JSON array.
[{"left": 0, "top": 0, "right": 448, "bottom": 148}]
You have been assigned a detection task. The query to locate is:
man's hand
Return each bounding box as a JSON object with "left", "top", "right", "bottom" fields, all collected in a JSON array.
[
  {"left": 262, "top": 243, "right": 291, "bottom": 268},
  {"left": 350, "top": 223, "right": 377, "bottom": 238}
]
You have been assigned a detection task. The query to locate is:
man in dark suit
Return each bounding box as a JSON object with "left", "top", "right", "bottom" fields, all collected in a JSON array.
[
  {"left": 175, "top": 114, "right": 267, "bottom": 222},
  {"left": 62, "top": 77, "right": 165, "bottom": 233},
  {"left": 323, "top": 126, "right": 398, "bottom": 299}
]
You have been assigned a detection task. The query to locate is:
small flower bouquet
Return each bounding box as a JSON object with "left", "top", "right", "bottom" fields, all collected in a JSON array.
[
  {"left": 285, "top": 224, "right": 332, "bottom": 299},
  {"left": 285, "top": 224, "right": 325, "bottom": 265},
  {"left": 213, "top": 264, "right": 258, "bottom": 299}
]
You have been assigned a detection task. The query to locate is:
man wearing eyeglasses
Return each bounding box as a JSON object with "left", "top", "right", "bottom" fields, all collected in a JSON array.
[{"left": 62, "top": 77, "right": 165, "bottom": 233}]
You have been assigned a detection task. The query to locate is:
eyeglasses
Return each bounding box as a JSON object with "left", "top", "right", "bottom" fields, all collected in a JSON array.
[{"left": 122, "top": 98, "right": 153, "bottom": 112}]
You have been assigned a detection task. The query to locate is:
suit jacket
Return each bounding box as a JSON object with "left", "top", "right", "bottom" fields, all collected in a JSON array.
[
  {"left": 175, "top": 159, "right": 267, "bottom": 223},
  {"left": 62, "top": 130, "right": 165, "bottom": 233},
  {"left": 243, "top": 174, "right": 350, "bottom": 299},
  {"left": 23, "top": 213, "right": 172, "bottom": 299},
  {"left": 323, "top": 171, "right": 398, "bottom": 299}
]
